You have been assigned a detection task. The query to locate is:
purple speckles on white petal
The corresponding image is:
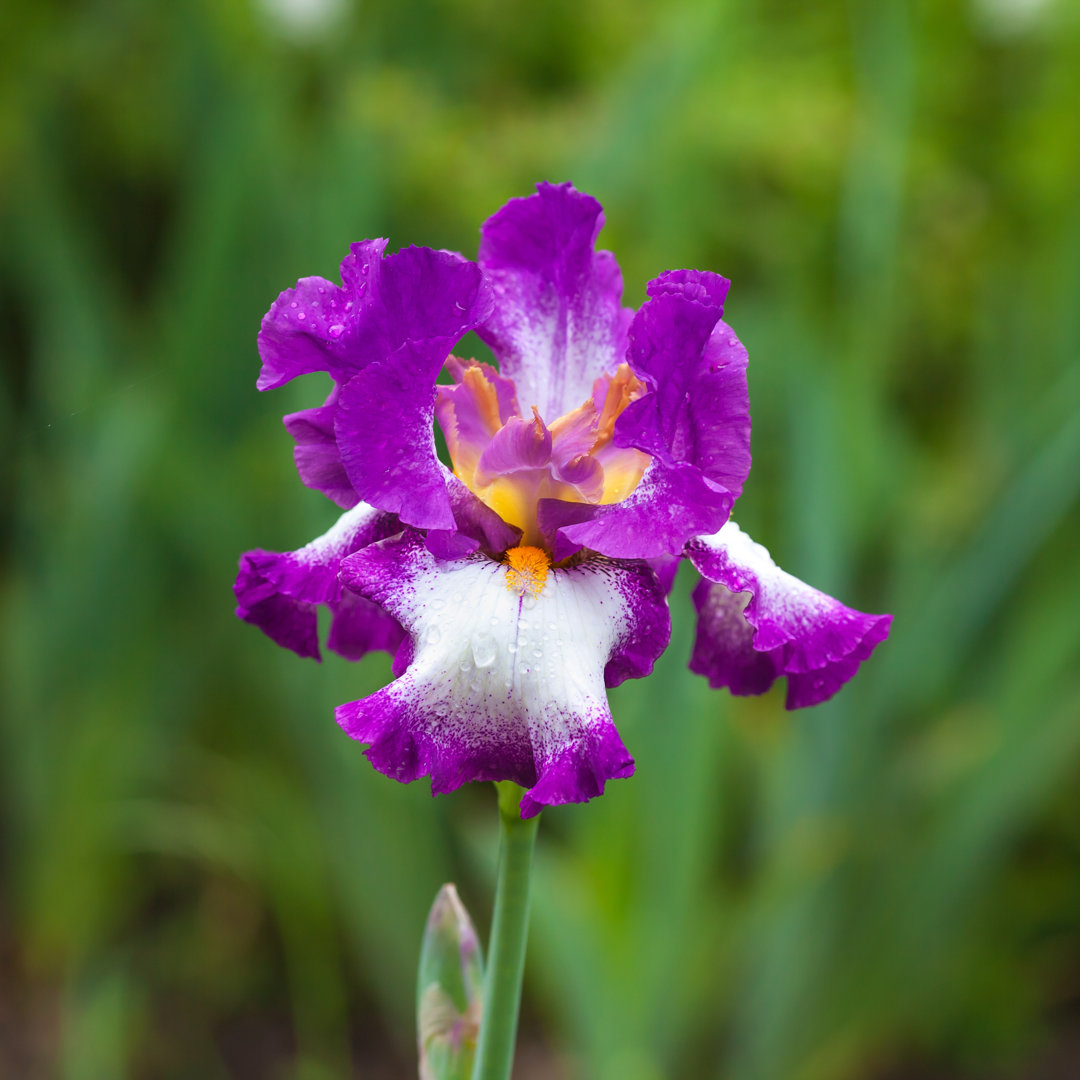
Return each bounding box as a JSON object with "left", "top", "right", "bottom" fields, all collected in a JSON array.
[{"left": 335, "top": 530, "right": 670, "bottom": 815}]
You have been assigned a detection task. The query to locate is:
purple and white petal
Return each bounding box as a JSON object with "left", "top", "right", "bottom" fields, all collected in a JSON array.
[
  {"left": 686, "top": 521, "right": 892, "bottom": 708},
  {"left": 478, "top": 182, "right": 633, "bottom": 420},
  {"left": 234, "top": 502, "right": 403, "bottom": 661},
  {"left": 336, "top": 531, "right": 670, "bottom": 817}
]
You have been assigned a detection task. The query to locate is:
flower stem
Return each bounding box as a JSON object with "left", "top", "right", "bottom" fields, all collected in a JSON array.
[{"left": 471, "top": 782, "right": 539, "bottom": 1080}]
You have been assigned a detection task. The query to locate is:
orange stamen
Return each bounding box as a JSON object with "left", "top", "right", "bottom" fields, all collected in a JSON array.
[{"left": 503, "top": 545, "right": 551, "bottom": 598}]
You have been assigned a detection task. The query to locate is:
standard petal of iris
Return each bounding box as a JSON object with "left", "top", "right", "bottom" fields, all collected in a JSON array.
[
  {"left": 234, "top": 502, "right": 404, "bottom": 661},
  {"left": 336, "top": 531, "right": 670, "bottom": 817},
  {"left": 256, "top": 239, "right": 387, "bottom": 391},
  {"left": 543, "top": 277, "right": 752, "bottom": 561},
  {"left": 478, "top": 181, "right": 633, "bottom": 421},
  {"left": 261, "top": 246, "right": 494, "bottom": 518},
  {"left": 257, "top": 242, "right": 492, "bottom": 392},
  {"left": 686, "top": 521, "right": 892, "bottom": 708}
]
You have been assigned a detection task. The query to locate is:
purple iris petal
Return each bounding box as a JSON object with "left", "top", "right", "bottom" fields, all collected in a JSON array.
[
  {"left": 335, "top": 531, "right": 669, "bottom": 816},
  {"left": 257, "top": 239, "right": 388, "bottom": 391},
  {"left": 425, "top": 476, "right": 523, "bottom": 560},
  {"left": 620, "top": 286, "right": 750, "bottom": 500},
  {"left": 234, "top": 503, "right": 403, "bottom": 662},
  {"left": 541, "top": 274, "right": 751, "bottom": 561},
  {"left": 262, "top": 245, "right": 493, "bottom": 516},
  {"left": 538, "top": 463, "right": 732, "bottom": 562},
  {"left": 282, "top": 383, "right": 358, "bottom": 509},
  {"left": 686, "top": 522, "right": 892, "bottom": 708},
  {"left": 478, "top": 181, "right": 634, "bottom": 420},
  {"left": 476, "top": 413, "right": 553, "bottom": 482},
  {"left": 336, "top": 345, "right": 457, "bottom": 531}
]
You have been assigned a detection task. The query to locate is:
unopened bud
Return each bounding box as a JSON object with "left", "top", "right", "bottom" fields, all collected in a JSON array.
[{"left": 417, "top": 884, "right": 484, "bottom": 1080}]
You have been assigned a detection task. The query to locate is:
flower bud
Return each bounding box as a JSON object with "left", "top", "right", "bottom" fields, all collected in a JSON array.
[{"left": 417, "top": 884, "right": 484, "bottom": 1080}]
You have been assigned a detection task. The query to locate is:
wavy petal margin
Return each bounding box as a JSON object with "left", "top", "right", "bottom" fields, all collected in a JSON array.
[
  {"left": 542, "top": 270, "right": 751, "bottom": 560},
  {"left": 234, "top": 503, "right": 404, "bottom": 661},
  {"left": 686, "top": 521, "right": 891, "bottom": 708},
  {"left": 336, "top": 531, "right": 670, "bottom": 817},
  {"left": 478, "top": 181, "right": 633, "bottom": 421}
]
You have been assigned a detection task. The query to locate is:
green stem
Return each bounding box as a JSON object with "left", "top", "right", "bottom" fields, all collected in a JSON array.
[{"left": 471, "top": 782, "right": 539, "bottom": 1080}]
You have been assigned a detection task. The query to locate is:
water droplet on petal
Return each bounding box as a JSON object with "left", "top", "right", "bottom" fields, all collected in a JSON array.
[
  {"left": 328, "top": 324, "right": 344, "bottom": 339},
  {"left": 425, "top": 625, "right": 442, "bottom": 646},
  {"left": 297, "top": 311, "right": 306, "bottom": 321},
  {"left": 507, "top": 642, "right": 518, "bottom": 655},
  {"left": 470, "top": 632, "right": 497, "bottom": 669},
  {"left": 522, "top": 594, "right": 538, "bottom": 610}
]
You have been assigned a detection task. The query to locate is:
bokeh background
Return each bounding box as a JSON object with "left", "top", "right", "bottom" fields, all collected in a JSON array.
[{"left": 3, "top": 0, "right": 1080, "bottom": 1077}]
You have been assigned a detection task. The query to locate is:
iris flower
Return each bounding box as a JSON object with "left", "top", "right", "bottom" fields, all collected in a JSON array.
[{"left": 235, "top": 182, "right": 891, "bottom": 818}]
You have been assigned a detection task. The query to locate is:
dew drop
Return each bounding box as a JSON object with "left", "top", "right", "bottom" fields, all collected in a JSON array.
[
  {"left": 345, "top": 301, "right": 354, "bottom": 312},
  {"left": 507, "top": 642, "right": 518, "bottom": 655},
  {"left": 328, "top": 324, "right": 344, "bottom": 339},
  {"left": 425, "top": 625, "right": 442, "bottom": 646},
  {"left": 522, "top": 594, "right": 538, "bottom": 610},
  {"left": 290, "top": 301, "right": 298, "bottom": 309},
  {"left": 517, "top": 663, "right": 530, "bottom": 676},
  {"left": 431, "top": 597, "right": 446, "bottom": 610},
  {"left": 470, "top": 631, "right": 497, "bottom": 668},
  {"left": 297, "top": 311, "right": 306, "bottom": 321},
  {"left": 532, "top": 648, "right": 543, "bottom": 660}
]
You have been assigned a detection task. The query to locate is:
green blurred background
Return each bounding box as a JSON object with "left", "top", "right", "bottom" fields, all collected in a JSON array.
[{"left": 3, "top": 0, "right": 1080, "bottom": 1077}]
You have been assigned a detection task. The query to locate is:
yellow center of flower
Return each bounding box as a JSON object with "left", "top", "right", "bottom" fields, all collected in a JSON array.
[
  {"left": 503, "top": 545, "right": 551, "bottom": 597},
  {"left": 435, "top": 358, "right": 652, "bottom": 551}
]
